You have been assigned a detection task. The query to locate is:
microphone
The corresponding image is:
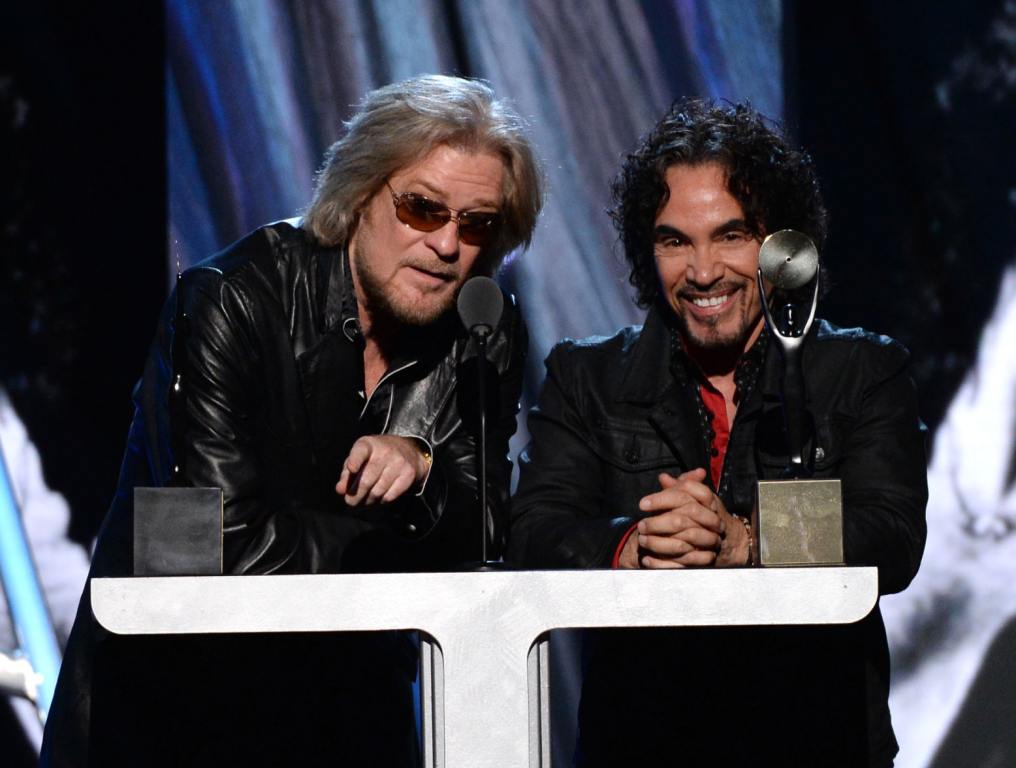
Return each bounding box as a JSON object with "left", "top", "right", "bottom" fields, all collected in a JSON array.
[
  {"left": 457, "top": 276, "right": 504, "bottom": 339},
  {"left": 456, "top": 276, "right": 505, "bottom": 568}
]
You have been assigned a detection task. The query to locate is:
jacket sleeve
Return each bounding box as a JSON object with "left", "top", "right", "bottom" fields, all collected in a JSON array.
[
  {"left": 166, "top": 268, "right": 334, "bottom": 574},
  {"left": 838, "top": 342, "right": 928, "bottom": 595},
  {"left": 506, "top": 343, "right": 638, "bottom": 569},
  {"left": 398, "top": 303, "right": 527, "bottom": 568},
  {"left": 162, "top": 267, "right": 407, "bottom": 574}
]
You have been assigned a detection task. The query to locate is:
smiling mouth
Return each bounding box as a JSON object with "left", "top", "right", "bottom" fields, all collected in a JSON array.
[
  {"left": 691, "top": 294, "right": 732, "bottom": 308},
  {"left": 682, "top": 288, "right": 737, "bottom": 310}
]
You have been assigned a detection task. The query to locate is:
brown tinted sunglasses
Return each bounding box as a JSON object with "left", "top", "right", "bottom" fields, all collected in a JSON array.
[{"left": 387, "top": 182, "right": 502, "bottom": 247}]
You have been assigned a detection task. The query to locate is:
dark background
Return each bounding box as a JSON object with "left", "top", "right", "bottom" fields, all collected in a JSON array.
[{"left": 1, "top": 4, "right": 165, "bottom": 544}]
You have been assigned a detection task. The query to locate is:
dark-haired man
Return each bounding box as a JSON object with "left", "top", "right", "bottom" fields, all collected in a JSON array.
[
  {"left": 43, "top": 75, "right": 542, "bottom": 768},
  {"left": 508, "top": 100, "right": 926, "bottom": 766}
]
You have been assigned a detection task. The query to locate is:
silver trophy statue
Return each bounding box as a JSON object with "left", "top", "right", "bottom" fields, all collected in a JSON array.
[{"left": 754, "top": 230, "right": 843, "bottom": 566}]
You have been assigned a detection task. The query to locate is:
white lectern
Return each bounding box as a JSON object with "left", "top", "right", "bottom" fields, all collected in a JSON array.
[{"left": 92, "top": 567, "right": 876, "bottom": 768}]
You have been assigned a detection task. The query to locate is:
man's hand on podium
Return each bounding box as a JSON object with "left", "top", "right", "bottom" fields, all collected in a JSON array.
[
  {"left": 618, "top": 468, "right": 750, "bottom": 569},
  {"left": 335, "top": 435, "right": 432, "bottom": 506}
]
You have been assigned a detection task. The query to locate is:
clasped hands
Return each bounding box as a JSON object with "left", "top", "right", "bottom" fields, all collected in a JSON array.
[
  {"left": 335, "top": 435, "right": 430, "bottom": 507},
  {"left": 619, "top": 467, "right": 750, "bottom": 569}
]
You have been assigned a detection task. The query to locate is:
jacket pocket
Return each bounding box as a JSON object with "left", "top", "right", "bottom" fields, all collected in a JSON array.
[
  {"left": 755, "top": 411, "right": 848, "bottom": 477},
  {"left": 811, "top": 413, "right": 850, "bottom": 475},
  {"left": 589, "top": 423, "right": 677, "bottom": 472}
]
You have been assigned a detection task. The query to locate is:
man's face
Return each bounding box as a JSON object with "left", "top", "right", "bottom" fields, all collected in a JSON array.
[
  {"left": 653, "top": 162, "right": 769, "bottom": 356},
  {"left": 348, "top": 144, "right": 505, "bottom": 328}
]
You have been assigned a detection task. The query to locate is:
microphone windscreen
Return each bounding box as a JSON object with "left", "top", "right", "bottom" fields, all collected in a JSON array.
[
  {"left": 759, "top": 230, "right": 819, "bottom": 290},
  {"left": 457, "top": 276, "right": 504, "bottom": 335}
]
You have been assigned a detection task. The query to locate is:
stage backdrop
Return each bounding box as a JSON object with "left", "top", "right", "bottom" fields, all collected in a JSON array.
[{"left": 164, "top": 1, "right": 1015, "bottom": 767}]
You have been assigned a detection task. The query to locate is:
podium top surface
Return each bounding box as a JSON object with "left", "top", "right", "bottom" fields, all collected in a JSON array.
[
  {"left": 91, "top": 568, "right": 878, "bottom": 768},
  {"left": 92, "top": 567, "right": 877, "bottom": 640}
]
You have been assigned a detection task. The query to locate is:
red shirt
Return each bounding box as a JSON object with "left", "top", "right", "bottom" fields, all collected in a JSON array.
[{"left": 698, "top": 382, "right": 730, "bottom": 489}]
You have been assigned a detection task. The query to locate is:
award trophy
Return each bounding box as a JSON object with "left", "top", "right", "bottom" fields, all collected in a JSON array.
[{"left": 754, "top": 230, "right": 843, "bottom": 567}]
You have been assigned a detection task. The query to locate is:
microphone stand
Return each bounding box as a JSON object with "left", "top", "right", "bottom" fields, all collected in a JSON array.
[
  {"left": 456, "top": 276, "right": 505, "bottom": 570},
  {"left": 458, "top": 325, "right": 506, "bottom": 571},
  {"left": 475, "top": 330, "right": 491, "bottom": 567}
]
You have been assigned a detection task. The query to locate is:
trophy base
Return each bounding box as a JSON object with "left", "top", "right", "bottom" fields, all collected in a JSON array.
[{"left": 755, "top": 479, "right": 843, "bottom": 566}]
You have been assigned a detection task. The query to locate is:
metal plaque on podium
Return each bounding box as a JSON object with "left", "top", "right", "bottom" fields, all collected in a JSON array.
[{"left": 756, "top": 478, "right": 843, "bottom": 566}]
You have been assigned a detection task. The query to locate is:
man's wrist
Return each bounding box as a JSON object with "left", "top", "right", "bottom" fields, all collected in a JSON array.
[
  {"left": 393, "top": 435, "right": 434, "bottom": 494},
  {"left": 732, "top": 514, "right": 754, "bottom": 566},
  {"left": 417, "top": 443, "right": 433, "bottom": 474},
  {"left": 614, "top": 524, "right": 640, "bottom": 569}
]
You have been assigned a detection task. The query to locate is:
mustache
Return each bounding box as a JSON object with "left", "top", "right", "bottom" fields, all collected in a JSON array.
[
  {"left": 405, "top": 261, "right": 458, "bottom": 280},
  {"left": 677, "top": 279, "right": 746, "bottom": 299}
]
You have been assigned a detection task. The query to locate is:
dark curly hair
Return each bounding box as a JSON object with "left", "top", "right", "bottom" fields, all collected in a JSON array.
[{"left": 611, "top": 99, "right": 828, "bottom": 308}]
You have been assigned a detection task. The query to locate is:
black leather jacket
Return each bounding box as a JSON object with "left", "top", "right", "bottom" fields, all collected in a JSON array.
[
  {"left": 41, "top": 221, "right": 525, "bottom": 767},
  {"left": 113, "top": 220, "right": 524, "bottom": 577},
  {"left": 507, "top": 305, "right": 927, "bottom": 766}
]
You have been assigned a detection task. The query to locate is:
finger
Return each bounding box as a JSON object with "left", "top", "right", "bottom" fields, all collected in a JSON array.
[
  {"left": 673, "top": 528, "right": 722, "bottom": 551},
  {"left": 639, "top": 555, "right": 686, "bottom": 570},
  {"left": 658, "top": 467, "right": 707, "bottom": 488},
  {"left": 638, "top": 488, "right": 695, "bottom": 513},
  {"left": 674, "top": 549, "right": 718, "bottom": 567},
  {"left": 639, "top": 502, "right": 721, "bottom": 534},
  {"left": 637, "top": 534, "right": 695, "bottom": 558},
  {"left": 654, "top": 471, "right": 678, "bottom": 489},
  {"left": 381, "top": 470, "right": 416, "bottom": 503},
  {"left": 343, "top": 438, "right": 374, "bottom": 476},
  {"left": 675, "top": 479, "right": 719, "bottom": 509},
  {"left": 638, "top": 506, "right": 699, "bottom": 535},
  {"left": 658, "top": 474, "right": 717, "bottom": 510},
  {"left": 346, "top": 459, "right": 384, "bottom": 506},
  {"left": 639, "top": 484, "right": 717, "bottom": 514},
  {"left": 335, "top": 466, "right": 350, "bottom": 495},
  {"left": 640, "top": 492, "right": 722, "bottom": 532},
  {"left": 365, "top": 464, "right": 402, "bottom": 504}
]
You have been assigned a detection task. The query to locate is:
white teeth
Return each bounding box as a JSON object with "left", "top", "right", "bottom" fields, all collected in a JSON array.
[{"left": 692, "top": 294, "right": 730, "bottom": 308}]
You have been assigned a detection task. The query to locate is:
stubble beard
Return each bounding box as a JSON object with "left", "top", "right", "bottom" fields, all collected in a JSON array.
[
  {"left": 674, "top": 281, "right": 764, "bottom": 356},
  {"left": 352, "top": 244, "right": 454, "bottom": 328}
]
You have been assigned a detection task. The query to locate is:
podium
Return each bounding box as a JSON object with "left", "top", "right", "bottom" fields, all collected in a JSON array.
[{"left": 92, "top": 567, "right": 876, "bottom": 767}]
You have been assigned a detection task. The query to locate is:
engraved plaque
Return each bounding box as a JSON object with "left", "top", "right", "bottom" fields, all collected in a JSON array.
[
  {"left": 755, "top": 479, "right": 843, "bottom": 566},
  {"left": 133, "top": 487, "right": 223, "bottom": 576}
]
